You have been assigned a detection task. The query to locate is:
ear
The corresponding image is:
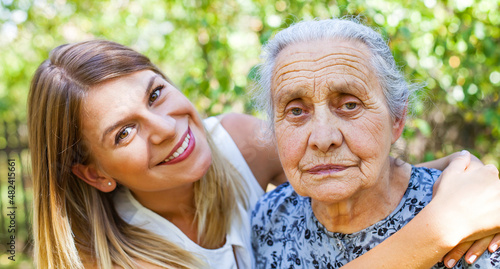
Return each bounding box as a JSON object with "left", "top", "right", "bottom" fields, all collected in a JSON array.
[
  {"left": 71, "top": 163, "right": 117, "bottom": 192},
  {"left": 391, "top": 105, "right": 407, "bottom": 144}
]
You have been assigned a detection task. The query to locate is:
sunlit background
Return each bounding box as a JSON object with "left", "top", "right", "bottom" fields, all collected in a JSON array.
[{"left": 0, "top": 0, "right": 499, "bottom": 267}]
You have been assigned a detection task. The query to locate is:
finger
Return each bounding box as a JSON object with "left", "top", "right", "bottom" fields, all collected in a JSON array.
[
  {"left": 464, "top": 235, "right": 494, "bottom": 264},
  {"left": 489, "top": 233, "right": 500, "bottom": 253},
  {"left": 433, "top": 151, "right": 472, "bottom": 196},
  {"left": 466, "top": 153, "right": 484, "bottom": 171},
  {"left": 484, "top": 164, "right": 499, "bottom": 176},
  {"left": 443, "top": 150, "right": 471, "bottom": 175},
  {"left": 443, "top": 241, "right": 473, "bottom": 268}
]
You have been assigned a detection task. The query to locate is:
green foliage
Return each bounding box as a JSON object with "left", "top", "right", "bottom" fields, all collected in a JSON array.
[
  {"left": 1, "top": 0, "right": 499, "bottom": 165},
  {"left": 1, "top": 0, "right": 499, "bottom": 265}
]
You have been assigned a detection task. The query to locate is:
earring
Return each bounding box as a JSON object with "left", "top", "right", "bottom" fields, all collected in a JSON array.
[{"left": 107, "top": 181, "right": 112, "bottom": 186}]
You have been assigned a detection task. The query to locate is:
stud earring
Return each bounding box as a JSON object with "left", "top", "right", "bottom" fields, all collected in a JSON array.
[{"left": 107, "top": 181, "right": 112, "bottom": 186}]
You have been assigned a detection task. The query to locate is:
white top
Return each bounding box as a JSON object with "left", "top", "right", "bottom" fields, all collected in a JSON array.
[{"left": 114, "top": 116, "right": 264, "bottom": 268}]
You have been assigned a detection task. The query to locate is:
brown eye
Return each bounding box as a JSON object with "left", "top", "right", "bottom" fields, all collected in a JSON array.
[
  {"left": 149, "top": 89, "right": 160, "bottom": 104},
  {"left": 148, "top": 85, "right": 164, "bottom": 105},
  {"left": 291, "top": 108, "right": 303, "bottom": 116},
  {"left": 345, "top": 102, "right": 357, "bottom": 110},
  {"left": 119, "top": 128, "right": 130, "bottom": 139},
  {"left": 115, "top": 127, "right": 132, "bottom": 144}
]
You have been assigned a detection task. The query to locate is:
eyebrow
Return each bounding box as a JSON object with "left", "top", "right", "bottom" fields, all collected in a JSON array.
[
  {"left": 275, "top": 86, "right": 306, "bottom": 104},
  {"left": 100, "top": 75, "right": 159, "bottom": 144},
  {"left": 274, "top": 75, "right": 369, "bottom": 106},
  {"left": 274, "top": 81, "right": 313, "bottom": 107}
]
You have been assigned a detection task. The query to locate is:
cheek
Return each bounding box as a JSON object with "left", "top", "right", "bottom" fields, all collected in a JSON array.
[
  {"left": 182, "top": 98, "right": 205, "bottom": 127},
  {"left": 95, "top": 143, "right": 148, "bottom": 177},
  {"left": 349, "top": 114, "right": 391, "bottom": 154},
  {"left": 275, "top": 123, "right": 307, "bottom": 172},
  {"left": 346, "top": 115, "right": 393, "bottom": 181},
  {"left": 164, "top": 91, "right": 200, "bottom": 119}
]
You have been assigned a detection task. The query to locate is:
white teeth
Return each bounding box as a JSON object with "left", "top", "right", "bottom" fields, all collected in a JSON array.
[{"left": 163, "top": 132, "right": 191, "bottom": 162}]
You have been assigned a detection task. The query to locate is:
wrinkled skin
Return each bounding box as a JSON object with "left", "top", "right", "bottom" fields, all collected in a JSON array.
[{"left": 271, "top": 38, "right": 407, "bottom": 233}]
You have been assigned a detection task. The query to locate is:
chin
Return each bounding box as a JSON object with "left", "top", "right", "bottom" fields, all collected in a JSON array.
[{"left": 304, "top": 184, "right": 358, "bottom": 203}]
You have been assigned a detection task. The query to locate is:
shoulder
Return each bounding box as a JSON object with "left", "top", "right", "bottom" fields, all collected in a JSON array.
[
  {"left": 219, "top": 112, "right": 263, "bottom": 133},
  {"left": 219, "top": 113, "right": 264, "bottom": 161},
  {"left": 219, "top": 113, "right": 285, "bottom": 190},
  {"left": 411, "top": 166, "right": 442, "bottom": 185},
  {"left": 251, "top": 183, "right": 312, "bottom": 268},
  {"left": 251, "top": 182, "right": 304, "bottom": 225},
  {"left": 219, "top": 112, "right": 261, "bottom": 130},
  {"left": 397, "top": 166, "right": 442, "bottom": 216},
  {"left": 404, "top": 166, "right": 443, "bottom": 199},
  {"left": 219, "top": 113, "right": 267, "bottom": 155}
]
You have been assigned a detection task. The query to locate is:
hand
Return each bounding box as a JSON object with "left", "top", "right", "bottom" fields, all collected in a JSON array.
[
  {"left": 442, "top": 234, "right": 500, "bottom": 268},
  {"left": 432, "top": 150, "right": 484, "bottom": 196},
  {"left": 429, "top": 151, "right": 500, "bottom": 250},
  {"left": 430, "top": 151, "right": 498, "bottom": 267}
]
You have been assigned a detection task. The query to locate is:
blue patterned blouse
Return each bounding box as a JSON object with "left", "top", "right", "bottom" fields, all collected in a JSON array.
[{"left": 251, "top": 166, "right": 500, "bottom": 268}]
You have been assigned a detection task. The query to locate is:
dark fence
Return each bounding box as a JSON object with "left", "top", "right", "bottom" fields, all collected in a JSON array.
[{"left": 0, "top": 115, "right": 34, "bottom": 268}]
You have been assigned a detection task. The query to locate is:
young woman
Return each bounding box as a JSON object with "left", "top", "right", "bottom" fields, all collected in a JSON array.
[{"left": 28, "top": 40, "right": 500, "bottom": 269}]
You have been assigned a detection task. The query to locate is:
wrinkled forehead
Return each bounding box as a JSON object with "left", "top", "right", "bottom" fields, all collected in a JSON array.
[{"left": 270, "top": 38, "right": 380, "bottom": 100}]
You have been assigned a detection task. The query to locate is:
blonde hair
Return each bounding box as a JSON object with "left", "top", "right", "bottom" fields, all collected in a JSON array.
[{"left": 28, "top": 40, "right": 248, "bottom": 268}]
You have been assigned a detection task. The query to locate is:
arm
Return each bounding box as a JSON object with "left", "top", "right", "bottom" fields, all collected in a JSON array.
[
  {"left": 220, "top": 113, "right": 286, "bottom": 190},
  {"left": 417, "top": 151, "right": 498, "bottom": 266},
  {"left": 341, "top": 203, "right": 453, "bottom": 268},
  {"left": 342, "top": 152, "right": 500, "bottom": 268},
  {"left": 416, "top": 150, "right": 482, "bottom": 170}
]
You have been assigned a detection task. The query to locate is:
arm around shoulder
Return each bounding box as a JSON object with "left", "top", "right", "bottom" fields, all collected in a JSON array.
[{"left": 341, "top": 202, "right": 453, "bottom": 268}]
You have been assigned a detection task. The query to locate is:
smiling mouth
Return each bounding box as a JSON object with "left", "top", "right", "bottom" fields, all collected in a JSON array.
[{"left": 158, "top": 128, "right": 195, "bottom": 165}]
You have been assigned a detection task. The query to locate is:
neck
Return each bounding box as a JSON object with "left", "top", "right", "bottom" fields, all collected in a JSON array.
[
  {"left": 131, "top": 183, "right": 199, "bottom": 240},
  {"left": 311, "top": 157, "right": 411, "bottom": 234}
]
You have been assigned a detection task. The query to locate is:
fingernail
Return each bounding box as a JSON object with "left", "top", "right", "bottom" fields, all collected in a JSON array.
[
  {"left": 491, "top": 244, "right": 499, "bottom": 252},
  {"left": 460, "top": 150, "right": 468, "bottom": 155},
  {"left": 447, "top": 259, "right": 456, "bottom": 268},
  {"left": 468, "top": 255, "right": 477, "bottom": 264}
]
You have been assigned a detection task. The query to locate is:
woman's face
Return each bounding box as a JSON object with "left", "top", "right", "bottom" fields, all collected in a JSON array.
[
  {"left": 79, "top": 70, "right": 212, "bottom": 193},
  {"left": 271, "top": 39, "right": 405, "bottom": 203}
]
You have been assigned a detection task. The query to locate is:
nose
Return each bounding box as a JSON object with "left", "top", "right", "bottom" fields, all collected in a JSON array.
[
  {"left": 147, "top": 113, "right": 176, "bottom": 145},
  {"left": 309, "top": 106, "right": 343, "bottom": 153}
]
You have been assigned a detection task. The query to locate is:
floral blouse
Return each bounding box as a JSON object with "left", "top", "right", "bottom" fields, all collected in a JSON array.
[{"left": 251, "top": 166, "right": 500, "bottom": 268}]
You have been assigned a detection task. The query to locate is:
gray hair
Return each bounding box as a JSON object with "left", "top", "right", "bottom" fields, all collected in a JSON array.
[{"left": 253, "top": 17, "right": 418, "bottom": 127}]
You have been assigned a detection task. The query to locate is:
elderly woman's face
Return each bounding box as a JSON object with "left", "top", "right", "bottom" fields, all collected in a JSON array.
[{"left": 272, "top": 39, "right": 405, "bottom": 203}]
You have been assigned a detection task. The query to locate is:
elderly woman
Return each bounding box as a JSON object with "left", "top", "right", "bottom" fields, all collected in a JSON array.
[{"left": 251, "top": 18, "right": 500, "bottom": 268}]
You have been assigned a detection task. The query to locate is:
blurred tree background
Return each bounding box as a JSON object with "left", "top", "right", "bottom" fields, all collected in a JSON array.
[{"left": 0, "top": 0, "right": 499, "bottom": 267}]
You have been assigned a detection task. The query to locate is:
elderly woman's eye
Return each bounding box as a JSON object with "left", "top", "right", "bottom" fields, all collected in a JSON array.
[
  {"left": 345, "top": 102, "right": 357, "bottom": 110},
  {"left": 291, "top": 107, "right": 303, "bottom": 116}
]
